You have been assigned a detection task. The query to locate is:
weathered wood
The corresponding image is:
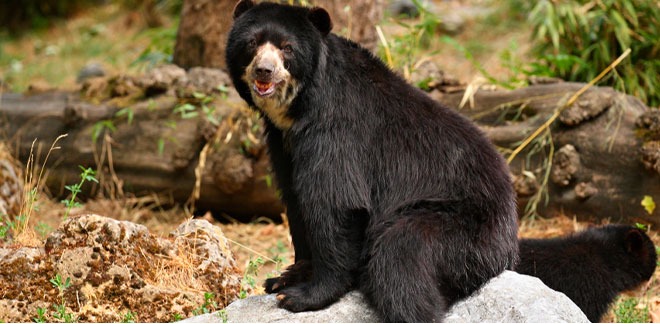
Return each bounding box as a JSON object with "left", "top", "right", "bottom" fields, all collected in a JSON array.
[
  {"left": 0, "top": 67, "right": 284, "bottom": 219},
  {"left": 437, "top": 82, "right": 658, "bottom": 226},
  {"left": 2, "top": 73, "right": 658, "bottom": 225}
]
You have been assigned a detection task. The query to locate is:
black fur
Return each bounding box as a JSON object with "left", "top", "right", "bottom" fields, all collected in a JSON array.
[
  {"left": 226, "top": 1, "right": 518, "bottom": 321},
  {"left": 517, "top": 225, "right": 657, "bottom": 322}
]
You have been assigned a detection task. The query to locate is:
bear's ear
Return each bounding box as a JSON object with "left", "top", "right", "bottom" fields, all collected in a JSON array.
[
  {"left": 308, "top": 7, "right": 333, "bottom": 36},
  {"left": 624, "top": 229, "right": 645, "bottom": 255},
  {"left": 233, "top": 0, "right": 255, "bottom": 19}
]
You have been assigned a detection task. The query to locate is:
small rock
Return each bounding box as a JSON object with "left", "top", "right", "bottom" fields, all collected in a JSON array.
[
  {"left": 77, "top": 63, "right": 106, "bottom": 83},
  {"left": 388, "top": 0, "right": 425, "bottom": 18},
  {"left": 185, "top": 67, "right": 232, "bottom": 94},
  {"left": 438, "top": 11, "right": 465, "bottom": 35},
  {"left": 410, "top": 60, "right": 462, "bottom": 92},
  {"left": 138, "top": 64, "right": 189, "bottom": 96}
]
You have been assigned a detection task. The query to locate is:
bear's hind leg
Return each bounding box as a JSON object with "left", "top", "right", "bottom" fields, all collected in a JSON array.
[
  {"left": 361, "top": 207, "right": 511, "bottom": 322},
  {"left": 361, "top": 216, "right": 449, "bottom": 322}
]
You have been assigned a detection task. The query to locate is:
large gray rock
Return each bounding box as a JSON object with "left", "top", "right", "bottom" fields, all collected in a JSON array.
[{"left": 181, "top": 271, "right": 589, "bottom": 323}]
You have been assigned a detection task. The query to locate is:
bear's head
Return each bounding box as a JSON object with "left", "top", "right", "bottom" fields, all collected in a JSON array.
[{"left": 226, "top": 0, "right": 332, "bottom": 130}]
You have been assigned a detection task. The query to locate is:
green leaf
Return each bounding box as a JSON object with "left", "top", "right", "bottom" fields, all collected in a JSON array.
[
  {"left": 157, "top": 138, "right": 165, "bottom": 156},
  {"left": 115, "top": 107, "right": 134, "bottom": 125},
  {"left": 641, "top": 195, "right": 655, "bottom": 215}
]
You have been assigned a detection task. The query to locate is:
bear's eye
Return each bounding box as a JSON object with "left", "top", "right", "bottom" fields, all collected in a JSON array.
[
  {"left": 247, "top": 39, "right": 257, "bottom": 49},
  {"left": 282, "top": 44, "right": 294, "bottom": 55}
]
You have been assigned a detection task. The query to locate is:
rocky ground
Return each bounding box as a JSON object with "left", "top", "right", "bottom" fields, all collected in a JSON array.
[{"left": 0, "top": 215, "right": 242, "bottom": 322}]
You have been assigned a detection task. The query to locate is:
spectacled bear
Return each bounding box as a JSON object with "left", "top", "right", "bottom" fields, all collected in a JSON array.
[
  {"left": 517, "top": 225, "right": 657, "bottom": 322},
  {"left": 226, "top": 1, "right": 519, "bottom": 321}
]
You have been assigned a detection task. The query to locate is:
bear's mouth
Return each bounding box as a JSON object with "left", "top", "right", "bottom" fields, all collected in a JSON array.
[{"left": 253, "top": 80, "right": 277, "bottom": 97}]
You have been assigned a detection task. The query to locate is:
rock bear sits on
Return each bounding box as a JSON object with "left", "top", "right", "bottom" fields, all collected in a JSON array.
[{"left": 226, "top": 1, "right": 519, "bottom": 322}]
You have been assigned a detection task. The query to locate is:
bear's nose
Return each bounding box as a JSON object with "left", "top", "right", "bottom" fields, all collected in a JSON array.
[{"left": 255, "top": 62, "right": 275, "bottom": 80}]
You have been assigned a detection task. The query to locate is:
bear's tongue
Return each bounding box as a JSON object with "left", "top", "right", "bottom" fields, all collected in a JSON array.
[{"left": 254, "top": 80, "right": 275, "bottom": 96}]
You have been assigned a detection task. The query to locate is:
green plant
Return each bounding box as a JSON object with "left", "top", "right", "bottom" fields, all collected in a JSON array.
[
  {"left": 192, "top": 292, "right": 218, "bottom": 315},
  {"left": 239, "top": 257, "right": 265, "bottom": 299},
  {"left": 121, "top": 310, "right": 137, "bottom": 323},
  {"left": 33, "top": 307, "right": 47, "bottom": 323},
  {"left": 50, "top": 274, "right": 71, "bottom": 294},
  {"left": 171, "top": 313, "right": 184, "bottom": 322},
  {"left": 0, "top": 221, "right": 9, "bottom": 239},
  {"left": 92, "top": 120, "right": 117, "bottom": 143},
  {"left": 34, "top": 222, "right": 52, "bottom": 238},
  {"left": 613, "top": 297, "right": 650, "bottom": 323},
  {"left": 173, "top": 92, "right": 221, "bottom": 125},
  {"left": 131, "top": 24, "right": 178, "bottom": 71},
  {"left": 528, "top": 0, "right": 660, "bottom": 106},
  {"left": 115, "top": 107, "right": 135, "bottom": 125},
  {"left": 377, "top": 0, "right": 440, "bottom": 77},
  {"left": 216, "top": 309, "right": 228, "bottom": 323},
  {"left": 52, "top": 304, "right": 76, "bottom": 323},
  {"left": 61, "top": 166, "right": 99, "bottom": 219},
  {"left": 49, "top": 274, "right": 76, "bottom": 323}
]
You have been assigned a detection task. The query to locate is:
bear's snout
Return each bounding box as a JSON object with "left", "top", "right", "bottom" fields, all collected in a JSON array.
[
  {"left": 251, "top": 43, "right": 284, "bottom": 83},
  {"left": 255, "top": 60, "right": 276, "bottom": 81}
]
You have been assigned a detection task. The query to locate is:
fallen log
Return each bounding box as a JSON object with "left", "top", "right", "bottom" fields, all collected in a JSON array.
[
  {"left": 1, "top": 66, "right": 658, "bottom": 226},
  {"left": 435, "top": 81, "right": 658, "bottom": 226},
  {"left": 0, "top": 66, "right": 283, "bottom": 219}
]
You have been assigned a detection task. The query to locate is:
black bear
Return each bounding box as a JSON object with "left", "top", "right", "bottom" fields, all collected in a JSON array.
[
  {"left": 517, "top": 224, "right": 657, "bottom": 322},
  {"left": 226, "top": 1, "right": 518, "bottom": 321}
]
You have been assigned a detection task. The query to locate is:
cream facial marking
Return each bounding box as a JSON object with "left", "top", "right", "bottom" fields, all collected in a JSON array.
[{"left": 242, "top": 42, "right": 299, "bottom": 130}]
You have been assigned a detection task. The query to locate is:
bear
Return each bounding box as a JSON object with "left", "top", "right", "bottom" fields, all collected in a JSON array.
[
  {"left": 225, "top": 1, "right": 519, "bottom": 322},
  {"left": 516, "top": 224, "right": 657, "bottom": 322}
]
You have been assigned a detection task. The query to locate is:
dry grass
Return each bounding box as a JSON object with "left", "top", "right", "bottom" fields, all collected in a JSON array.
[
  {"left": 14, "top": 135, "right": 67, "bottom": 246},
  {"left": 147, "top": 235, "right": 209, "bottom": 293}
]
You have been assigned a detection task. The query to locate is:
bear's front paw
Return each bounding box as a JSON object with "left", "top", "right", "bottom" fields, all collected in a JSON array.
[
  {"left": 276, "top": 284, "right": 334, "bottom": 312},
  {"left": 264, "top": 277, "right": 285, "bottom": 293},
  {"left": 264, "top": 260, "right": 312, "bottom": 293}
]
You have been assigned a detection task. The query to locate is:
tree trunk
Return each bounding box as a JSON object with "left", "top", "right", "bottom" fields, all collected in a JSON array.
[
  {"left": 312, "top": 0, "right": 384, "bottom": 51},
  {"left": 172, "top": 0, "right": 384, "bottom": 71},
  {"left": 172, "top": 0, "right": 235, "bottom": 70}
]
